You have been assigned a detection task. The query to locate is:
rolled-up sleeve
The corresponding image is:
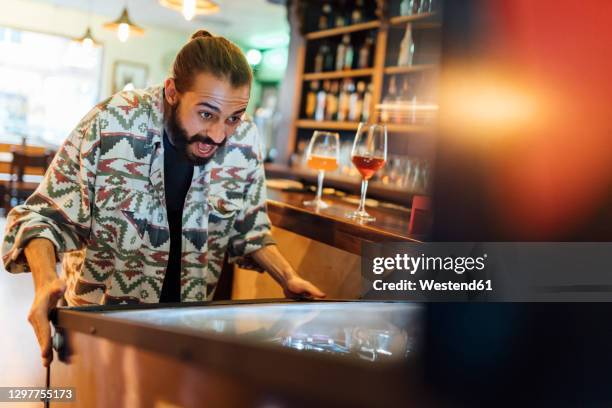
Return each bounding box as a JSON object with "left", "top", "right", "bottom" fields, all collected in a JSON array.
[
  {"left": 2, "top": 107, "right": 101, "bottom": 273},
  {"left": 227, "top": 127, "right": 276, "bottom": 270}
]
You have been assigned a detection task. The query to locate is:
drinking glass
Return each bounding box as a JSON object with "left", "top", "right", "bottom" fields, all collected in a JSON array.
[
  {"left": 303, "top": 131, "right": 340, "bottom": 209},
  {"left": 346, "top": 123, "right": 387, "bottom": 222}
]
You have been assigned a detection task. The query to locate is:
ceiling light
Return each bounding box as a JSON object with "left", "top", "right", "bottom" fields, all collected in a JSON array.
[
  {"left": 103, "top": 7, "right": 144, "bottom": 42},
  {"left": 75, "top": 27, "right": 100, "bottom": 49},
  {"left": 246, "top": 49, "right": 262, "bottom": 66},
  {"left": 159, "top": 0, "right": 220, "bottom": 21}
]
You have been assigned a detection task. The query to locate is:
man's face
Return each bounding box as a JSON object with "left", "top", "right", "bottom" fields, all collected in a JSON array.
[{"left": 164, "top": 72, "right": 250, "bottom": 165}]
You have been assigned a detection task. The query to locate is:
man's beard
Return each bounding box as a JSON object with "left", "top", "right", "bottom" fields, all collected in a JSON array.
[{"left": 166, "top": 101, "right": 225, "bottom": 166}]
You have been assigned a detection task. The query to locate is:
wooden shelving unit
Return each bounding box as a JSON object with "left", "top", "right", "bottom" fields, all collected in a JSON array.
[
  {"left": 296, "top": 120, "right": 360, "bottom": 131},
  {"left": 383, "top": 64, "right": 437, "bottom": 75},
  {"left": 389, "top": 12, "right": 439, "bottom": 26},
  {"left": 304, "top": 20, "right": 381, "bottom": 40},
  {"left": 278, "top": 1, "right": 442, "bottom": 205},
  {"left": 303, "top": 68, "right": 375, "bottom": 81}
]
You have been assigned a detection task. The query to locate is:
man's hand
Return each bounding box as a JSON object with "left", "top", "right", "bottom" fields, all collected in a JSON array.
[
  {"left": 28, "top": 277, "right": 66, "bottom": 367},
  {"left": 251, "top": 245, "right": 327, "bottom": 299},
  {"left": 24, "top": 238, "right": 63, "bottom": 367},
  {"left": 284, "top": 275, "right": 326, "bottom": 299}
]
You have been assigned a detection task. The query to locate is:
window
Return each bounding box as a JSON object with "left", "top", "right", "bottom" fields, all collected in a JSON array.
[{"left": 0, "top": 26, "right": 102, "bottom": 146}]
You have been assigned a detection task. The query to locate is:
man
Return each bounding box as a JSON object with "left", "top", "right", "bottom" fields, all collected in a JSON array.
[{"left": 2, "top": 30, "right": 324, "bottom": 367}]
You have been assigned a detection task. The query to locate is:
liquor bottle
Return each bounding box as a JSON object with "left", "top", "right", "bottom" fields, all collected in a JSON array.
[
  {"left": 397, "top": 25, "right": 415, "bottom": 66},
  {"left": 319, "top": 3, "right": 332, "bottom": 30},
  {"left": 352, "top": 0, "right": 365, "bottom": 24},
  {"left": 323, "top": 43, "right": 335, "bottom": 71},
  {"left": 419, "top": 0, "right": 431, "bottom": 13},
  {"left": 337, "top": 80, "right": 351, "bottom": 121},
  {"left": 347, "top": 79, "right": 360, "bottom": 122},
  {"left": 381, "top": 76, "right": 398, "bottom": 123},
  {"left": 314, "top": 45, "right": 324, "bottom": 73},
  {"left": 357, "top": 35, "right": 373, "bottom": 69},
  {"left": 411, "top": 0, "right": 421, "bottom": 14},
  {"left": 325, "top": 81, "right": 339, "bottom": 121},
  {"left": 400, "top": 0, "right": 411, "bottom": 16},
  {"left": 335, "top": 35, "right": 348, "bottom": 71},
  {"left": 315, "top": 80, "right": 328, "bottom": 121},
  {"left": 348, "top": 80, "right": 360, "bottom": 122},
  {"left": 361, "top": 82, "right": 373, "bottom": 122},
  {"left": 399, "top": 78, "right": 417, "bottom": 124},
  {"left": 335, "top": 0, "right": 348, "bottom": 27},
  {"left": 344, "top": 36, "right": 354, "bottom": 70},
  {"left": 305, "top": 81, "right": 318, "bottom": 119}
]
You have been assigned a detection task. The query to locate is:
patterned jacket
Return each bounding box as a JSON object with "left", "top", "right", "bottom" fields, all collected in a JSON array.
[{"left": 2, "top": 86, "right": 275, "bottom": 305}]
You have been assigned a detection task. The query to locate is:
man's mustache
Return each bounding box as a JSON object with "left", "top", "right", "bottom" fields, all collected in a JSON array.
[{"left": 188, "top": 134, "right": 225, "bottom": 146}]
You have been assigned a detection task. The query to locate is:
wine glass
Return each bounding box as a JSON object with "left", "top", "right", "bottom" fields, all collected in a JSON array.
[
  {"left": 303, "top": 131, "right": 340, "bottom": 209},
  {"left": 346, "top": 123, "right": 387, "bottom": 222}
]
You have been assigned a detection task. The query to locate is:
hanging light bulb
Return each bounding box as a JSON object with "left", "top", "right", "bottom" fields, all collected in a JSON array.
[
  {"left": 183, "top": 0, "right": 196, "bottom": 21},
  {"left": 159, "top": 0, "right": 220, "bottom": 21},
  {"left": 103, "top": 7, "right": 144, "bottom": 42},
  {"left": 118, "top": 23, "right": 130, "bottom": 42},
  {"left": 75, "top": 27, "right": 99, "bottom": 49}
]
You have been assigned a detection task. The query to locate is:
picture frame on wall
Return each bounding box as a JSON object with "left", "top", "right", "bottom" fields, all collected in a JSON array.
[{"left": 112, "top": 61, "right": 149, "bottom": 93}]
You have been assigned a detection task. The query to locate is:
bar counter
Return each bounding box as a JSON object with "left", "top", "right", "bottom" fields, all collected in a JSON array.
[{"left": 266, "top": 187, "right": 420, "bottom": 256}]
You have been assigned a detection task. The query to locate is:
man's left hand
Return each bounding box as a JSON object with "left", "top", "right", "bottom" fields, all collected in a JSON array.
[{"left": 284, "top": 276, "right": 326, "bottom": 299}]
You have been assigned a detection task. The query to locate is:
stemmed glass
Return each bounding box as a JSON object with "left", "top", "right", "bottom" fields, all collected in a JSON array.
[
  {"left": 303, "top": 131, "right": 340, "bottom": 209},
  {"left": 346, "top": 123, "right": 387, "bottom": 222}
]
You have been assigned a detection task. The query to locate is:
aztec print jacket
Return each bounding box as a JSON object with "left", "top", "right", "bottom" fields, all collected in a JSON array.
[{"left": 2, "top": 86, "right": 275, "bottom": 305}]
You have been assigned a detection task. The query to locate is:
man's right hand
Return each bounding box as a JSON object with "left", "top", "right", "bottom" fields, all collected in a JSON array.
[
  {"left": 28, "top": 277, "right": 66, "bottom": 367},
  {"left": 24, "top": 238, "right": 63, "bottom": 367}
]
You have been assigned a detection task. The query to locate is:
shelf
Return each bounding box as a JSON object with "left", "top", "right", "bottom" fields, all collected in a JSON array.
[
  {"left": 303, "top": 68, "right": 375, "bottom": 81},
  {"left": 296, "top": 120, "right": 360, "bottom": 131},
  {"left": 305, "top": 20, "right": 381, "bottom": 40},
  {"left": 389, "top": 12, "right": 439, "bottom": 26},
  {"left": 383, "top": 64, "right": 437, "bottom": 75}
]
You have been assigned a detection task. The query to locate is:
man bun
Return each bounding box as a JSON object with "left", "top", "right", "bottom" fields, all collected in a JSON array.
[{"left": 191, "top": 30, "right": 213, "bottom": 40}]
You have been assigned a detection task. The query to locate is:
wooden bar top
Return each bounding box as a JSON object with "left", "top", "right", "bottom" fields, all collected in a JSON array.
[{"left": 265, "top": 187, "right": 422, "bottom": 256}]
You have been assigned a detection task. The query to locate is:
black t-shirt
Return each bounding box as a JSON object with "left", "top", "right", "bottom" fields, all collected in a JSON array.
[{"left": 159, "top": 132, "right": 194, "bottom": 302}]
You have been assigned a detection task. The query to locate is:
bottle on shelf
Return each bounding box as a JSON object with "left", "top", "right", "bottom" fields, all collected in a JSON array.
[
  {"left": 325, "top": 81, "right": 339, "bottom": 121},
  {"left": 323, "top": 42, "right": 335, "bottom": 71},
  {"left": 348, "top": 80, "right": 360, "bottom": 122},
  {"left": 319, "top": 3, "right": 332, "bottom": 30},
  {"left": 352, "top": 0, "right": 365, "bottom": 24},
  {"left": 381, "top": 76, "right": 399, "bottom": 123},
  {"left": 401, "top": 77, "right": 418, "bottom": 124},
  {"left": 335, "top": 0, "right": 348, "bottom": 27},
  {"left": 397, "top": 24, "right": 415, "bottom": 66},
  {"left": 315, "top": 80, "right": 328, "bottom": 121},
  {"left": 343, "top": 35, "right": 354, "bottom": 70},
  {"left": 418, "top": 0, "right": 431, "bottom": 14},
  {"left": 400, "top": 0, "right": 412, "bottom": 16},
  {"left": 337, "top": 80, "right": 351, "bottom": 121},
  {"left": 335, "top": 35, "right": 349, "bottom": 71},
  {"left": 314, "top": 45, "right": 324, "bottom": 73},
  {"left": 357, "top": 34, "right": 373, "bottom": 69},
  {"left": 305, "top": 81, "right": 318, "bottom": 119},
  {"left": 362, "top": 82, "right": 373, "bottom": 122}
]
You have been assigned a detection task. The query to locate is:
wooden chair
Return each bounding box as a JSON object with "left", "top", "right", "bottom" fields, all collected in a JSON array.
[{"left": 4, "top": 148, "right": 55, "bottom": 214}]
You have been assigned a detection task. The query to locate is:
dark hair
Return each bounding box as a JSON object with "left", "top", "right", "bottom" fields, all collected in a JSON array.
[{"left": 172, "top": 30, "right": 253, "bottom": 92}]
